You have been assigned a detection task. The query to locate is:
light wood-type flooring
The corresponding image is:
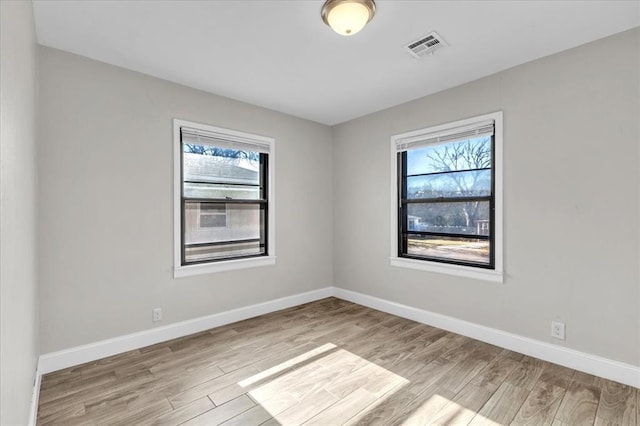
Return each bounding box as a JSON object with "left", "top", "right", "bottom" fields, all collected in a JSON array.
[{"left": 38, "top": 298, "right": 638, "bottom": 425}]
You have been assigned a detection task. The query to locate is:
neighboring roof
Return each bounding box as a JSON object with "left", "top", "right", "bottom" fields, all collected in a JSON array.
[{"left": 183, "top": 153, "right": 258, "bottom": 185}]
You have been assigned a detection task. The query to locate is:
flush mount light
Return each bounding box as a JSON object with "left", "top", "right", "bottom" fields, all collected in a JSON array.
[{"left": 321, "top": 0, "right": 376, "bottom": 36}]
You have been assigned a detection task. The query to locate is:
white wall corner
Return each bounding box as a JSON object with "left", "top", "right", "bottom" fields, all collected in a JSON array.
[
  {"left": 28, "top": 360, "right": 42, "bottom": 426},
  {"left": 333, "top": 287, "right": 640, "bottom": 388}
]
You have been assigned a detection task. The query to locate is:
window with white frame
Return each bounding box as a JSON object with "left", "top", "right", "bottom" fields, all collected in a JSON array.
[
  {"left": 390, "top": 112, "right": 503, "bottom": 282},
  {"left": 174, "top": 119, "right": 275, "bottom": 277}
]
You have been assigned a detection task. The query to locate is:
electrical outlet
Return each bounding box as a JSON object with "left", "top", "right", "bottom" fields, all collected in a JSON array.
[
  {"left": 551, "top": 321, "right": 565, "bottom": 340},
  {"left": 152, "top": 308, "right": 162, "bottom": 322}
]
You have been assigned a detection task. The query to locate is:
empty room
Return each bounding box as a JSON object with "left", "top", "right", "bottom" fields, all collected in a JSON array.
[{"left": 1, "top": 0, "right": 639, "bottom": 425}]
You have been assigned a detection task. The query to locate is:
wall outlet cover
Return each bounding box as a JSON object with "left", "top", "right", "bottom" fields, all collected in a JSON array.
[
  {"left": 551, "top": 321, "right": 565, "bottom": 340},
  {"left": 152, "top": 308, "right": 162, "bottom": 322}
]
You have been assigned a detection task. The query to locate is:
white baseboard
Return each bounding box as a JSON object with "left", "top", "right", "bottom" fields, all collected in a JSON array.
[
  {"left": 28, "top": 361, "right": 41, "bottom": 426},
  {"left": 38, "top": 287, "right": 333, "bottom": 375},
  {"left": 333, "top": 287, "right": 640, "bottom": 388},
  {"left": 35, "top": 285, "right": 640, "bottom": 391}
]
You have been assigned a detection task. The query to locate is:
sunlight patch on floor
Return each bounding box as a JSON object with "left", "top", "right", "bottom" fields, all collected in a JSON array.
[
  {"left": 241, "top": 345, "right": 409, "bottom": 424},
  {"left": 400, "top": 394, "right": 503, "bottom": 426},
  {"left": 399, "top": 393, "right": 454, "bottom": 425},
  {"left": 239, "top": 343, "right": 337, "bottom": 388},
  {"left": 467, "top": 413, "right": 505, "bottom": 426}
]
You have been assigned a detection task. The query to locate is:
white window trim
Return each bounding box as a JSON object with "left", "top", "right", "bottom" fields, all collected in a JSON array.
[
  {"left": 389, "top": 111, "right": 504, "bottom": 283},
  {"left": 173, "top": 118, "right": 276, "bottom": 278}
]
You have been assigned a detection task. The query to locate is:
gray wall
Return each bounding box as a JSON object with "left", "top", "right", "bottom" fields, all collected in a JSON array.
[
  {"left": 333, "top": 28, "right": 640, "bottom": 366},
  {"left": 0, "top": 1, "right": 40, "bottom": 424},
  {"left": 38, "top": 47, "right": 333, "bottom": 353}
]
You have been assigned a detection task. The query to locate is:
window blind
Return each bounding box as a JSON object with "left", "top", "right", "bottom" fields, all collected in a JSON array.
[
  {"left": 396, "top": 120, "right": 494, "bottom": 152},
  {"left": 181, "top": 127, "right": 271, "bottom": 154}
]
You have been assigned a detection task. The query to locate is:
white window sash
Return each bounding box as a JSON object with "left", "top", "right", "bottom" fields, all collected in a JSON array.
[
  {"left": 181, "top": 127, "right": 271, "bottom": 154},
  {"left": 395, "top": 119, "right": 494, "bottom": 152}
]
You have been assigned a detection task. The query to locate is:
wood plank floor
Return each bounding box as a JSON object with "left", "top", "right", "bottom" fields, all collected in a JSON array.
[{"left": 37, "top": 298, "right": 638, "bottom": 425}]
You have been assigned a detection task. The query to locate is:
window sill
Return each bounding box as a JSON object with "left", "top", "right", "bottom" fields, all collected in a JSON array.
[
  {"left": 389, "top": 257, "right": 503, "bottom": 283},
  {"left": 174, "top": 256, "right": 276, "bottom": 278}
]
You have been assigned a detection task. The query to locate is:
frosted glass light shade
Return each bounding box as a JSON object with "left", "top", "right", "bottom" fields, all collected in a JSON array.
[{"left": 321, "top": 0, "right": 376, "bottom": 36}]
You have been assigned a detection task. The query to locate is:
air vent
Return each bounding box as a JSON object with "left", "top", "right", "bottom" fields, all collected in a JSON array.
[{"left": 405, "top": 32, "right": 447, "bottom": 58}]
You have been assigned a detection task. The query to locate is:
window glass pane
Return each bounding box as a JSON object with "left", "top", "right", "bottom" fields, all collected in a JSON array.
[
  {"left": 201, "top": 204, "right": 225, "bottom": 213},
  {"left": 185, "top": 240, "right": 263, "bottom": 263},
  {"left": 406, "top": 136, "right": 492, "bottom": 175},
  {"left": 407, "top": 169, "right": 491, "bottom": 199},
  {"left": 406, "top": 202, "right": 490, "bottom": 235},
  {"left": 184, "top": 182, "right": 261, "bottom": 200},
  {"left": 199, "top": 203, "right": 227, "bottom": 228},
  {"left": 405, "top": 235, "right": 490, "bottom": 265},
  {"left": 183, "top": 146, "right": 260, "bottom": 186},
  {"left": 200, "top": 215, "right": 226, "bottom": 228},
  {"left": 184, "top": 201, "right": 265, "bottom": 262}
]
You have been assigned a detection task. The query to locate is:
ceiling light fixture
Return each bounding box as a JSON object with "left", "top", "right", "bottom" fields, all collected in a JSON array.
[{"left": 321, "top": 0, "right": 376, "bottom": 36}]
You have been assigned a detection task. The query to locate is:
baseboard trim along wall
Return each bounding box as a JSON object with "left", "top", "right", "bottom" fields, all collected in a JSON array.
[
  {"left": 36, "top": 285, "right": 639, "bottom": 395},
  {"left": 333, "top": 287, "right": 640, "bottom": 389},
  {"left": 38, "top": 287, "right": 333, "bottom": 375},
  {"left": 28, "top": 362, "right": 42, "bottom": 426}
]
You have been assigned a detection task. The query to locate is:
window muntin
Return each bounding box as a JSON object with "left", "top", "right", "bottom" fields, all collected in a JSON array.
[{"left": 398, "top": 126, "right": 496, "bottom": 269}]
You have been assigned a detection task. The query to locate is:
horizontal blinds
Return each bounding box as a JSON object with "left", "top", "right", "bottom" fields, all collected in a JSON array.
[
  {"left": 181, "top": 127, "right": 270, "bottom": 154},
  {"left": 396, "top": 120, "right": 494, "bottom": 152}
]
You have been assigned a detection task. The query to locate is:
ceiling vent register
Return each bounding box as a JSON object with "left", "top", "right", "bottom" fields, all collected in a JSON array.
[{"left": 405, "top": 32, "right": 447, "bottom": 58}]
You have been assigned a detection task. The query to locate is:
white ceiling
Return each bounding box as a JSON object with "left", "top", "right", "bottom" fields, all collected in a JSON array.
[{"left": 33, "top": 1, "right": 640, "bottom": 125}]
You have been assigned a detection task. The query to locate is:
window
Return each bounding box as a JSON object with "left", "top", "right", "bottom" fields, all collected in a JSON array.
[
  {"left": 174, "top": 119, "right": 275, "bottom": 277},
  {"left": 390, "top": 112, "right": 503, "bottom": 282}
]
